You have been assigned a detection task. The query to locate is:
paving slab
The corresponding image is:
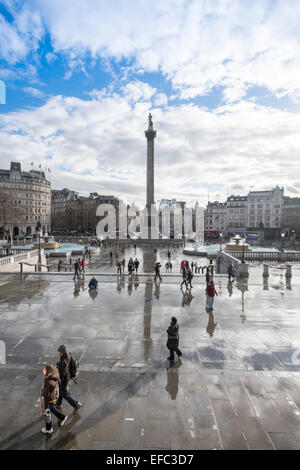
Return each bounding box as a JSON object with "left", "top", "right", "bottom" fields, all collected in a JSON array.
[{"left": 1, "top": 246, "right": 300, "bottom": 449}]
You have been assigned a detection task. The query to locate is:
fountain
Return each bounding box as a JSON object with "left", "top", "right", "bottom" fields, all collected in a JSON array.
[
  {"left": 225, "top": 234, "right": 251, "bottom": 253},
  {"left": 33, "top": 235, "right": 60, "bottom": 250}
]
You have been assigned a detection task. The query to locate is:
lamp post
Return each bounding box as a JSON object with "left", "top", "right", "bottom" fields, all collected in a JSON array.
[
  {"left": 36, "top": 221, "right": 42, "bottom": 272},
  {"left": 241, "top": 242, "right": 245, "bottom": 264},
  {"left": 281, "top": 231, "right": 285, "bottom": 253},
  {"left": 219, "top": 231, "right": 223, "bottom": 252},
  {"left": 0, "top": 199, "right": 6, "bottom": 241}
]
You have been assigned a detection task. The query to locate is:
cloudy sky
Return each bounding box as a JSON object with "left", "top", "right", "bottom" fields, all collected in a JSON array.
[{"left": 1, "top": 0, "right": 300, "bottom": 207}]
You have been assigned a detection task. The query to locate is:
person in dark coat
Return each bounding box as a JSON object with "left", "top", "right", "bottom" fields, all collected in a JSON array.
[
  {"left": 166, "top": 317, "right": 182, "bottom": 361},
  {"left": 134, "top": 258, "right": 139, "bottom": 274},
  {"left": 41, "top": 364, "right": 68, "bottom": 434},
  {"left": 181, "top": 265, "right": 187, "bottom": 289},
  {"left": 154, "top": 262, "right": 162, "bottom": 282},
  {"left": 56, "top": 345, "right": 82, "bottom": 413},
  {"left": 88, "top": 277, "right": 98, "bottom": 289},
  {"left": 73, "top": 260, "right": 80, "bottom": 280},
  {"left": 186, "top": 268, "right": 193, "bottom": 289}
]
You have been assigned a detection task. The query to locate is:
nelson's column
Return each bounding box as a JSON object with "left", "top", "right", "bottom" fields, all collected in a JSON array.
[{"left": 145, "top": 113, "right": 156, "bottom": 238}]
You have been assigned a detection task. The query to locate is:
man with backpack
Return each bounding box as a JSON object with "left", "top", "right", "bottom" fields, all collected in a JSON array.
[{"left": 56, "top": 345, "right": 82, "bottom": 413}]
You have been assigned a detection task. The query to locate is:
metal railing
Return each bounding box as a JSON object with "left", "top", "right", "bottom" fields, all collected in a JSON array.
[{"left": 229, "top": 251, "right": 300, "bottom": 261}]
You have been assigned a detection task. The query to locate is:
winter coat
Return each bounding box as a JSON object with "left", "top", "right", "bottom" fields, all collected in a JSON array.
[
  {"left": 57, "top": 356, "right": 70, "bottom": 387},
  {"left": 42, "top": 369, "right": 61, "bottom": 409},
  {"left": 207, "top": 284, "right": 216, "bottom": 297},
  {"left": 166, "top": 323, "right": 179, "bottom": 350}
]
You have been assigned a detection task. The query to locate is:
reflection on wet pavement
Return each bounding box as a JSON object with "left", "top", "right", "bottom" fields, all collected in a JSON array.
[{"left": 1, "top": 245, "right": 300, "bottom": 449}]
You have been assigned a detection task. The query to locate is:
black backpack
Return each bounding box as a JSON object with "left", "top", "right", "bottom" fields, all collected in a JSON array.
[{"left": 69, "top": 354, "right": 79, "bottom": 381}]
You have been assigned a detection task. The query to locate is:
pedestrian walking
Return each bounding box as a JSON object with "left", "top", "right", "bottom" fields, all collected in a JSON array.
[
  {"left": 181, "top": 266, "right": 187, "bottom": 289},
  {"left": 169, "top": 261, "right": 173, "bottom": 272},
  {"left": 77, "top": 258, "right": 82, "bottom": 273},
  {"left": 165, "top": 261, "right": 169, "bottom": 273},
  {"left": 166, "top": 317, "right": 182, "bottom": 362},
  {"left": 56, "top": 345, "right": 82, "bottom": 413},
  {"left": 194, "top": 262, "right": 198, "bottom": 274},
  {"left": 154, "top": 262, "right": 162, "bottom": 282},
  {"left": 121, "top": 258, "right": 125, "bottom": 274},
  {"left": 81, "top": 257, "right": 85, "bottom": 274},
  {"left": 180, "top": 260, "right": 185, "bottom": 274},
  {"left": 191, "top": 261, "right": 194, "bottom": 272},
  {"left": 40, "top": 364, "right": 68, "bottom": 434},
  {"left": 128, "top": 257, "right": 134, "bottom": 275},
  {"left": 117, "top": 261, "right": 122, "bottom": 275},
  {"left": 206, "top": 280, "right": 218, "bottom": 311},
  {"left": 134, "top": 258, "right": 139, "bottom": 274},
  {"left": 186, "top": 267, "right": 193, "bottom": 289},
  {"left": 73, "top": 260, "right": 80, "bottom": 280}
]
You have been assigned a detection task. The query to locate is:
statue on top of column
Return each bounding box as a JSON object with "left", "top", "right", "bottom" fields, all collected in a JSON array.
[{"left": 148, "top": 113, "right": 153, "bottom": 130}]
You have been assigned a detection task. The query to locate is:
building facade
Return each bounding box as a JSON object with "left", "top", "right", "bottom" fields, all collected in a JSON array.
[
  {"left": 247, "top": 186, "right": 284, "bottom": 231},
  {"left": 65, "top": 194, "right": 119, "bottom": 234},
  {"left": 282, "top": 197, "right": 300, "bottom": 234},
  {"left": 51, "top": 188, "right": 79, "bottom": 232},
  {"left": 205, "top": 201, "right": 227, "bottom": 232},
  {"left": 0, "top": 161, "right": 51, "bottom": 238},
  {"left": 226, "top": 195, "right": 248, "bottom": 231}
]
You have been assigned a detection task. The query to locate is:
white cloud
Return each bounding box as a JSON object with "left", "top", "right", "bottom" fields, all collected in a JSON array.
[
  {"left": 121, "top": 80, "right": 156, "bottom": 103},
  {"left": 3, "top": 0, "right": 300, "bottom": 104},
  {"left": 23, "top": 87, "right": 45, "bottom": 98},
  {"left": 153, "top": 93, "right": 168, "bottom": 107},
  {"left": 1, "top": 86, "right": 300, "bottom": 207}
]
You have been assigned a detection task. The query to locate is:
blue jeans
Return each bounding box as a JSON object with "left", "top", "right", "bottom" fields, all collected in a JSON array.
[
  {"left": 207, "top": 296, "right": 214, "bottom": 309},
  {"left": 45, "top": 403, "right": 65, "bottom": 430},
  {"left": 56, "top": 384, "right": 78, "bottom": 409}
]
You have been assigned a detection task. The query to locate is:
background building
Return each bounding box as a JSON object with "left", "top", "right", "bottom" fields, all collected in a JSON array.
[
  {"left": 226, "top": 195, "right": 248, "bottom": 232},
  {"left": 282, "top": 197, "right": 300, "bottom": 234},
  {"left": 247, "top": 186, "right": 283, "bottom": 237},
  {"left": 0, "top": 161, "right": 51, "bottom": 238},
  {"left": 51, "top": 188, "right": 79, "bottom": 232},
  {"left": 65, "top": 193, "right": 119, "bottom": 234},
  {"left": 205, "top": 201, "right": 227, "bottom": 232}
]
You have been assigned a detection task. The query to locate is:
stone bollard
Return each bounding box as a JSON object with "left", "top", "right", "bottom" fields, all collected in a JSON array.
[
  {"left": 286, "top": 264, "right": 292, "bottom": 278},
  {"left": 263, "top": 264, "right": 269, "bottom": 277}
]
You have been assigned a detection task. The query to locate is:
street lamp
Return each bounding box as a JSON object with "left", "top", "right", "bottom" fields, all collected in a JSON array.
[
  {"left": 241, "top": 242, "right": 245, "bottom": 264},
  {"left": 0, "top": 199, "right": 6, "bottom": 241},
  {"left": 36, "top": 220, "right": 42, "bottom": 271},
  {"left": 219, "top": 231, "right": 223, "bottom": 252},
  {"left": 281, "top": 231, "right": 285, "bottom": 253}
]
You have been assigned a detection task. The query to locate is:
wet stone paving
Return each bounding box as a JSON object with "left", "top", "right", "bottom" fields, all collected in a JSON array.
[{"left": 1, "top": 246, "right": 300, "bottom": 449}]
